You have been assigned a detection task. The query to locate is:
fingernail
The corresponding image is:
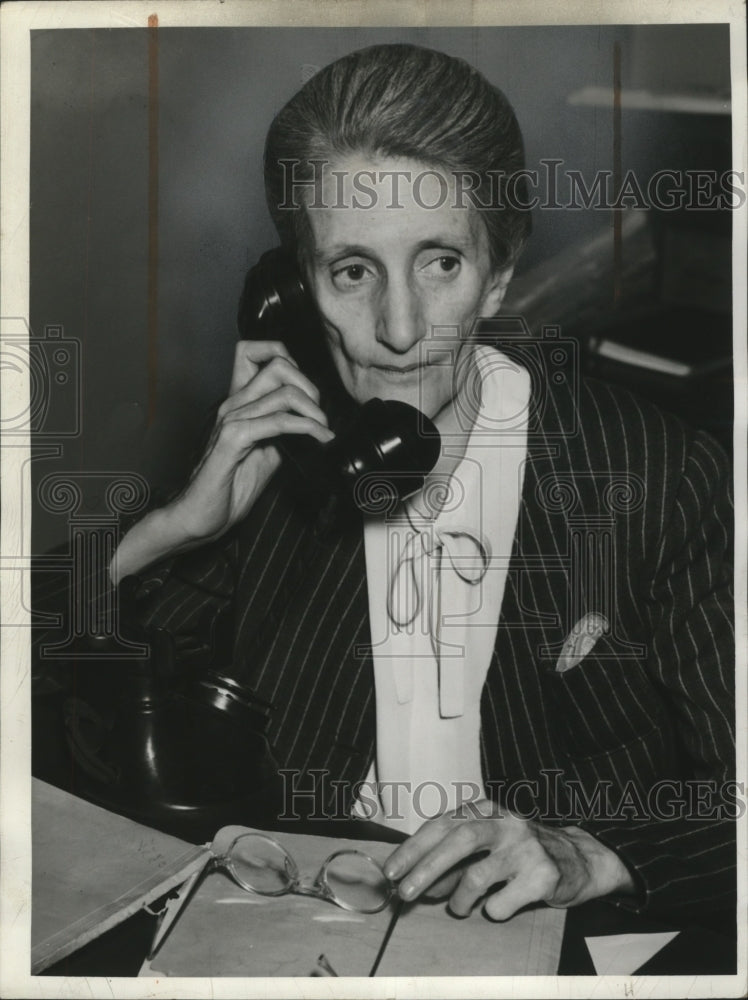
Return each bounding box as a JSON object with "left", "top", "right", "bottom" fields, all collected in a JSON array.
[
  {"left": 400, "top": 881, "right": 416, "bottom": 900},
  {"left": 384, "top": 863, "right": 399, "bottom": 880}
]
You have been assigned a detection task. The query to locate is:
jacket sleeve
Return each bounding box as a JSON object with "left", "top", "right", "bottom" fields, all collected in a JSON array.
[
  {"left": 580, "top": 430, "right": 737, "bottom": 918},
  {"left": 32, "top": 509, "right": 239, "bottom": 677},
  {"left": 125, "top": 531, "right": 238, "bottom": 669}
]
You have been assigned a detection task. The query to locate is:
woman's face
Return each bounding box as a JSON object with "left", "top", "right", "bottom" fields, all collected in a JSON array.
[{"left": 302, "top": 154, "right": 512, "bottom": 422}]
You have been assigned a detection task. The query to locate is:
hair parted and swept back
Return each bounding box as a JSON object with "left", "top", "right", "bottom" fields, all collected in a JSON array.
[{"left": 264, "top": 43, "right": 532, "bottom": 271}]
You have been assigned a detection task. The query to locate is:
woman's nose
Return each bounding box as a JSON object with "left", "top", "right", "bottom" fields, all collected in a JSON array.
[{"left": 375, "top": 280, "right": 425, "bottom": 354}]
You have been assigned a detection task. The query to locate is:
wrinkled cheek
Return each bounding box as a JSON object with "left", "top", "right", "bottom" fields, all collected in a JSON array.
[
  {"left": 321, "top": 322, "right": 358, "bottom": 373},
  {"left": 425, "top": 286, "right": 482, "bottom": 332},
  {"left": 322, "top": 308, "right": 375, "bottom": 364},
  {"left": 326, "top": 342, "right": 359, "bottom": 395}
]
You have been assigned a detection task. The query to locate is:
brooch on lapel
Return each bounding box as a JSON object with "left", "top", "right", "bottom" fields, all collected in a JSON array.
[{"left": 555, "top": 612, "right": 609, "bottom": 673}]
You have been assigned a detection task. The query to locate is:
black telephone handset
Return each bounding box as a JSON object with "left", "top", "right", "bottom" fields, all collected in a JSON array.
[{"left": 237, "top": 248, "right": 441, "bottom": 515}]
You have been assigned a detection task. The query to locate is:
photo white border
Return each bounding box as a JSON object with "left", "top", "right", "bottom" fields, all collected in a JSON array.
[{"left": 1, "top": 1, "right": 746, "bottom": 997}]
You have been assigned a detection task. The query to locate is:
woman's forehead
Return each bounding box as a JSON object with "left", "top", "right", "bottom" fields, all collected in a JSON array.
[
  {"left": 302, "top": 154, "right": 490, "bottom": 259},
  {"left": 316, "top": 153, "right": 469, "bottom": 208}
]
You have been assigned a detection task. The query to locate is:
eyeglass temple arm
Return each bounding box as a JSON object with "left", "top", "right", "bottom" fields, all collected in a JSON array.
[
  {"left": 368, "top": 897, "right": 404, "bottom": 977},
  {"left": 147, "top": 855, "right": 215, "bottom": 962}
]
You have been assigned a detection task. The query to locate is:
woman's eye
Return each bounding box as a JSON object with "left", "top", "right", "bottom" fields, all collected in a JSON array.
[
  {"left": 422, "top": 255, "right": 461, "bottom": 277},
  {"left": 331, "top": 262, "right": 372, "bottom": 289}
]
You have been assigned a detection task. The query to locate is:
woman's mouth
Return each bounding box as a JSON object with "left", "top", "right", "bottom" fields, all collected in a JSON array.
[{"left": 371, "top": 363, "right": 427, "bottom": 376}]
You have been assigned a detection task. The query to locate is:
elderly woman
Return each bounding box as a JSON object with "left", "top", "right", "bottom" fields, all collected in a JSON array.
[{"left": 111, "top": 44, "right": 735, "bottom": 923}]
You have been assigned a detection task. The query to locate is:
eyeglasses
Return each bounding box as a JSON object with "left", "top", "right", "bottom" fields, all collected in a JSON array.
[
  {"left": 148, "top": 832, "right": 395, "bottom": 961},
  {"left": 219, "top": 832, "right": 393, "bottom": 911}
]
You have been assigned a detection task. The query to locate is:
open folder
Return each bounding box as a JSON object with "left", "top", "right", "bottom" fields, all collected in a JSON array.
[
  {"left": 31, "top": 779, "right": 208, "bottom": 973},
  {"left": 140, "top": 833, "right": 566, "bottom": 977},
  {"left": 32, "top": 780, "right": 566, "bottom": 977}
]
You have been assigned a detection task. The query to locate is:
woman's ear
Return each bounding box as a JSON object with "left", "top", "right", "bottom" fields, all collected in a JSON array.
[{"left": 482, "top": 266, "right": 514, "bottom": 316}]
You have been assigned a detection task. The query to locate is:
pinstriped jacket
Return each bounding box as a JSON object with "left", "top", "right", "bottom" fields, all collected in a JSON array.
[{"left": 133, "top": 369, "right": 736, "bottom": 920}]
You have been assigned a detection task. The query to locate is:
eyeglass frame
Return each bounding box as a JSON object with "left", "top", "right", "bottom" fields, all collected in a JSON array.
[
  {"left": 147, "top": 830, "right": 396, "bottom": 962},
  {"left": 218, "top": 831, "right": 394, "bottom": 911}
]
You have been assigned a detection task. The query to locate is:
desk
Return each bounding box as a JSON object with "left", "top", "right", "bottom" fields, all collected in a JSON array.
[
  {"left": 33, "top": 782, "right": 737, "bottom": 979},
  {"left": 41, "top": 889, "right": 737, "bottom": 979},
  {"left": 31, "top": 685, "right": 737, "bottom": 978},
  {"left": 31, "top": 783, "right": 564, "bottom": 977},
  {"left": 38, "top": 892, "right": 738, "bottom": 979}
]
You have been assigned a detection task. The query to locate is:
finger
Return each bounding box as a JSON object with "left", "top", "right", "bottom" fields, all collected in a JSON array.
[
  {"left": 229, "top": 339, "right": 297, "bottom": 396},
  {"left": 222, "top": 385, "right": 332, "bottom": 433},
  {"left": 384, "top": 799, "right": 499, "bottom": 882},
  {"left": 482, "top": 859, "right": 560, "bottom": 922},
  {"left": 223, "top": 355, "right": 322, "bottom": 418},
  {"left": 384, "top": 815, "right": 457, "bottom": 882},
  {"left": 396, "top": 823, "right": 498, "bottom": 902},
  {"left": 213, "top": 411, "right": 336, "bottom": 458},
  {"left": 447, "top": 854, "right": 510, "bottom": 917},
  {"left": 420, "top": 868, "right": 462, "bottom": 901}
]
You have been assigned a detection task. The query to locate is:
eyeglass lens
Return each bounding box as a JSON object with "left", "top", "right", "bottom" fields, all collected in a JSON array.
[
  {"left": 228, "top": 834, "right": 391, "bottom": 913},
  {"left": 230, "top": 834, "right": 297, "bottom": 894},
  {"left": 323, "top": 850, "right": 392, "bottom": 913}
]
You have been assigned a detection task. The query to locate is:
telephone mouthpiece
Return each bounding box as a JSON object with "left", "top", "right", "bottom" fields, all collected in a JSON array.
[
  {"left": 331, "top": 398, "right": 442, "bottom": 514},
  {"left": 276, "top": 399, "right": 441, "bottom": 516}
]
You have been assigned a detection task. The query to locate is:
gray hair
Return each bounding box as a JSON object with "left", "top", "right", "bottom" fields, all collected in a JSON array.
[{"left": 264, "top": 43, "right": 532, "bottom": 270}]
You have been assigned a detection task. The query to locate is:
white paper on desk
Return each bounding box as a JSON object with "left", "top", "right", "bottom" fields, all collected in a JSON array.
[{"left": 585, "top": 931, "right": 679, "bottom": 974}]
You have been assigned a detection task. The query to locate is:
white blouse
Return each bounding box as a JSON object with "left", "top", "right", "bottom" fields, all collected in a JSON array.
[{"left": 353, "top": 345, "right": 531, "bottom": 834}]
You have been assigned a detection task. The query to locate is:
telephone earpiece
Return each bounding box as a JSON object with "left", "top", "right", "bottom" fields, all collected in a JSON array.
[{"left": 238, "top": 248, "right": 441, "bottom": 514}]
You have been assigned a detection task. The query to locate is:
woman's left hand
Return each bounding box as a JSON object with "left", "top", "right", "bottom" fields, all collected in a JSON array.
[{"left": 383, "top": 799, "right": 636, "bottom": 920}]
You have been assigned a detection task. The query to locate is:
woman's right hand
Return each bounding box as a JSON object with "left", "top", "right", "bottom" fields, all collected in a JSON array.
[
  {"left": 110, "top": 340, "right": 333, "bottom": 583},
  {"left": 167, "top": 339, "right": 334, "bottom": 544}
]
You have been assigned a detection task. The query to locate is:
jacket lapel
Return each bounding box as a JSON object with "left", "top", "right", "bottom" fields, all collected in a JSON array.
[
  {"left": 232, "top": 483, "right": 375, "bottom": 813},
  {"left": 480, "top": 366, "right": 581, "bottom": 791}
]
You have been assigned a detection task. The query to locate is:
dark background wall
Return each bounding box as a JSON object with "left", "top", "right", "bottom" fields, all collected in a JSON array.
[{"left": 30, "top": 25, "right": 732, "bottom": 552}]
